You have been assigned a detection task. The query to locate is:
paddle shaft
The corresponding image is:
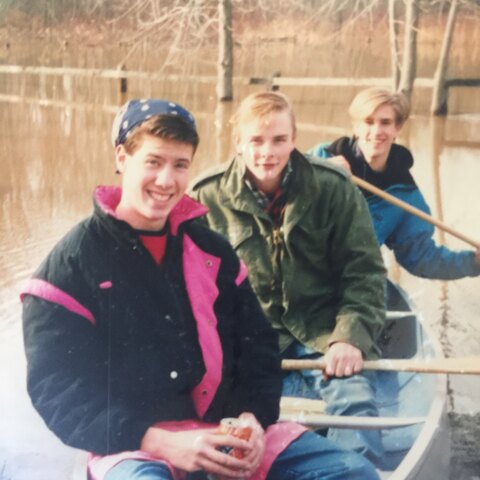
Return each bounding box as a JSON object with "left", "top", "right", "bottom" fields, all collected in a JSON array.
[
  {"left": 281, "top": 357, "right": 480, "bottom": 375},
  {"left": 352, "top": 175, "right": 480, "bottom": 249}
]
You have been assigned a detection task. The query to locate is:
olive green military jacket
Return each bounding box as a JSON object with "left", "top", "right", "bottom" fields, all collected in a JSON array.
[{"left": 189, "top": 150, "right": 386, "bottom": 359}]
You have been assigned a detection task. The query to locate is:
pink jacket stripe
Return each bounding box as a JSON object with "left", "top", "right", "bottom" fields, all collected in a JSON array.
[
  {"left": 235, "top": 260, "right": 249, "bottom": 286},
  {"left": 20, "top": 278, "right": 96, "bottom": 325},
  {"left": 182, "top": 235, "right": 223, "bottom": 419}
]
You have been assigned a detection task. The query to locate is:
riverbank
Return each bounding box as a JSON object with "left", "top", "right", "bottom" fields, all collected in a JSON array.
[{"left": 450, "top": 413, "right": 480, "bottom": 479}]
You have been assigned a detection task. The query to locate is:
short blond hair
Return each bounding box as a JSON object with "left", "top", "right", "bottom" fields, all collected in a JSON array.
[
  {"left": 348, "top": 88, "right": 410, "bottom": 126},
  {"left": 231, "top": 91, "right": 296, "bottom": 138}
]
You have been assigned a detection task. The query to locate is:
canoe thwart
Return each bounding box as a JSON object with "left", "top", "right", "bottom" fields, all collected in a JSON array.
[{"left": 279, "top": 413, "right": 426, "bottom": 430}]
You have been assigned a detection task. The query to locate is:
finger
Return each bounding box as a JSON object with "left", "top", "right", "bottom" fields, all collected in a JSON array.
[
  {"left": 210, "top": 434, "right": 252, "bottom": 453},
  {"left": 325, "top": 355, "right": 336, "bottom": 376},
  {"left": 334, "top": 357, "right": 346, "bottom": 377},
  {"left": 343, "top": 363, "right": 353, "bottom": 377},
  {"left": 353, "top": 357, "right": 363, "bottom": 374}
]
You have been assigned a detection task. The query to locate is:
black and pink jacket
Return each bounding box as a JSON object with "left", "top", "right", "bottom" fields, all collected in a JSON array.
[{"left": 22, "top": 186, "right": 305, "bottom": 479}]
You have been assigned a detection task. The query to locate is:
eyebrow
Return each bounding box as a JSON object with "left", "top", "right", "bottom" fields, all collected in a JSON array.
[
  {"left": 146, "top": 154, "right": 191, "bottom": 163},
  {"left": 365, "top": 116, "right": 394, "bottom": 122}
]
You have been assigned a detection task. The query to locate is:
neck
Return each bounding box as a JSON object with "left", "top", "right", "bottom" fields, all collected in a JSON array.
[
  {"left": 247, "top": 172, "right": 281, "bottom": 196},
  {"left": 365, "top": 153, "right": 388, "bottom": 172},
  {"left": 116, "top": 202, "right": 166, "bottom": 232}
]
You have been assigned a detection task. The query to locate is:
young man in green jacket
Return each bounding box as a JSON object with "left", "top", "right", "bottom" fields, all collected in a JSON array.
[{"left": 190, "top": 91, "right": 388, "bottom": 467}]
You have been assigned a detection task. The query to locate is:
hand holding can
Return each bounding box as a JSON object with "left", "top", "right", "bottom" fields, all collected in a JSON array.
[{"left": 217, "top": 417, "right": 252, "bottom": 459}]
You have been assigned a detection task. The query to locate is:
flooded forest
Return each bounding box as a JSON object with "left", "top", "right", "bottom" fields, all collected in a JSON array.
[{"left": 1, "top": 1, "right": 479, "bottom": 479}]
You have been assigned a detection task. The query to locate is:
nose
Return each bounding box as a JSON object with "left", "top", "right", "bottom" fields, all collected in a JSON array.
[
  {"left": 155, "top": 165, "right": 175, "bottom": 188},
  {"left": 259, "top": 141, "right": 273, "bottom": 158},
  {"left": 371, "top": 122, "right": 383, "bottom": 136}
]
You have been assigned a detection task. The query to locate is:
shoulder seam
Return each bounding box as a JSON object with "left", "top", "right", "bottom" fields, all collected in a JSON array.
[{"left": 190, "top": 162, "right": 229, "bottom": 189}]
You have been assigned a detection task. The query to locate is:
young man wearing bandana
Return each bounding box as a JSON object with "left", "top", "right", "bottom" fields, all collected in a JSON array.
[{"left": 21, "top": 99, "right": 379, "bottom": 480}]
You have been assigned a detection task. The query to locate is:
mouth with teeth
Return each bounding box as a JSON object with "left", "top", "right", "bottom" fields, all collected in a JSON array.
[{"left": 148, "top": 190, "right": 173, "bottom": 202}]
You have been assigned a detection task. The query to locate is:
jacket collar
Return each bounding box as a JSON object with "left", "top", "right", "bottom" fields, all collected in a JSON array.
[
  {"left": 219, "top": 159, "right": 271, "bottom": 220},
  {"left": 327, "top": 136, "right": 416, "bottom": 195},
  {"left": 94, "top": 185, "right": 208, "bottom": 236}
]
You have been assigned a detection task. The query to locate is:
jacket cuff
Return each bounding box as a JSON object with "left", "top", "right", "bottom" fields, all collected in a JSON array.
[{"left": 328, "top": 314, "right": 379, "bottom": 360}]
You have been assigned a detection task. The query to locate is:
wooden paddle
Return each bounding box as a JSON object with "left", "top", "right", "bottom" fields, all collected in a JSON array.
[
  {"left": 282, "top": 356, "right": 480, "bottom": 375},
  {"left": 352, "top": 175, "right": 480, "bottom": 249}
]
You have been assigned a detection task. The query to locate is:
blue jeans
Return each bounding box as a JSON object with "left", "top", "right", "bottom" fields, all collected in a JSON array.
[
  {"left": 282, "top": 342, "right": 385, "bottom": 468},
  {"left": 104, "top": 431, "right": 379, "bottom": 479}
]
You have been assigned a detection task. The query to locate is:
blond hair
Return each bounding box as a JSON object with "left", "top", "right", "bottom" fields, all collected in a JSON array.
[
  {"left": 348, "top": 88, "right": 410, "bottom": 127},
  {"left": 231, "top": 91, "right": 296, "bottom": 138}
]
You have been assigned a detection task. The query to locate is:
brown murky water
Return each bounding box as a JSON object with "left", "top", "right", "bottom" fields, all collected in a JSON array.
[{"left": 0, "top": 68, "right": 479, "bottom": 478}]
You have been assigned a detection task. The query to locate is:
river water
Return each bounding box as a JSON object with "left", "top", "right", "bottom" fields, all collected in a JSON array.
[{"left": 0, "top": 75, "right": 479, "bottom": 478}]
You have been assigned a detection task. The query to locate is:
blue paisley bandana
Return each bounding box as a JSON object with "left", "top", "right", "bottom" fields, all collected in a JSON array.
[{"left": 111, "top": 99, "right": 197, "bottom": 146}]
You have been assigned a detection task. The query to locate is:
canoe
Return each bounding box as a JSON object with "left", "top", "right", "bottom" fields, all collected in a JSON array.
[{"left": 280, "top": 280, "right": 451, "bottom": 479}]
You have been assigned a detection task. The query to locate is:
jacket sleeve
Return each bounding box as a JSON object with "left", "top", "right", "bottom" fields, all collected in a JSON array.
[
  {"left": 326, "top": 179, "right": 387, "bottom": 359},
  {"left": 22, "top": 251, "right": 154, "bottom": 454},
  {"left": 385, "top": 190, "right": 480, "bottom": 279},
  {"left": 222, "top": 259, "right": 283, "bottom": 429},
  {"left": 306, "top": 142, "right": 332, "bottom": 159}
]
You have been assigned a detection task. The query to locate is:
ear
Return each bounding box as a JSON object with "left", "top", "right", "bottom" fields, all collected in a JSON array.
[{"left": 115, "top": 144, "right": 127, "bottom": 174}]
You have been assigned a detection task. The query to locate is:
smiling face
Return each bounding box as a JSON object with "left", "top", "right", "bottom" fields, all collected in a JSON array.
[
  {"left": 115, "top": 134, "right": 193, "bottom": 231},
  {"left": 353, "top": 103, "right": 402, "bottom": 171},
  {"left": 235, "top": 110, "right": 296, "bottom": 195}
]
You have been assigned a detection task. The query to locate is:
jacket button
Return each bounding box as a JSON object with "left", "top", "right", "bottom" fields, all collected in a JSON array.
[
  {"left": 206, "top": 260, "right": 213, "bottom": 267},
  {"left": 170, "top": 371, "right": 178, "bottom": 379},
  {"left": 202, "top": 389, "right": 208, "bottom": 396},
  {"left": 165, "top": 314, "right": 172, "bottom": 321}
]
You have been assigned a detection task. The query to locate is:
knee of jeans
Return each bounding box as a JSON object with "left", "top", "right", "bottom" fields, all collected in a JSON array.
[
  {"left": 105, "top": 460, "right": 172, "bottom": 480},
  {"left": 282, "top": 372, "right": 316, "bottom": 398}
]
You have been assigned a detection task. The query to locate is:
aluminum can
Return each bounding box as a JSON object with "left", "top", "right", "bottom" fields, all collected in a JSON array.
[{"left": 217, "top": 417, "right": 252, "bottom": 459}]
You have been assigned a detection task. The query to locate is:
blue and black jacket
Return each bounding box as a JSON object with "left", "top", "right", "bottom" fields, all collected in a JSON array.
[{"left": 308, "top": 137, "right": 480, "bottom": 280}]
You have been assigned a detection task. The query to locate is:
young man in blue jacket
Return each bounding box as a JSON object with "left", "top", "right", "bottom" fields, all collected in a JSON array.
[
  {"left": 22, "top": 99, "right": 379, "bottom": 480},
  {"left": 309, "top": 87, "right": 480, "bottom": 280}
]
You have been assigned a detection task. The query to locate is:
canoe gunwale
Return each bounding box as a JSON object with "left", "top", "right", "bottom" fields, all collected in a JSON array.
[{"left": 383, "top": 283, "right": 450, "bottom": 479}]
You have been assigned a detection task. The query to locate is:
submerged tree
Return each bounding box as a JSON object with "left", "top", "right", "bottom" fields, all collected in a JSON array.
[
  {"left": 431, "top": 0, "right": 459, "bottom": 114},
  {"left": 217, "top": 0, "right": 233, "bottom": 101},
  {"left": 397, "top": 0, "right": 419, "bottom": 100}
]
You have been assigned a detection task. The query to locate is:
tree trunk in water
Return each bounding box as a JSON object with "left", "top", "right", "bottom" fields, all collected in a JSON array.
[
  {"left": 388, "top": 0, "right": 400, "bottom": 91},
  {"left": 217, "top": 0, "right": 233, "bottom": 101},
  {"left": 431, "top": 0, "right": 459, "bottom": 115},
  {"left": 398, "top": 0, "right": 419, "bottom": 100}
]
